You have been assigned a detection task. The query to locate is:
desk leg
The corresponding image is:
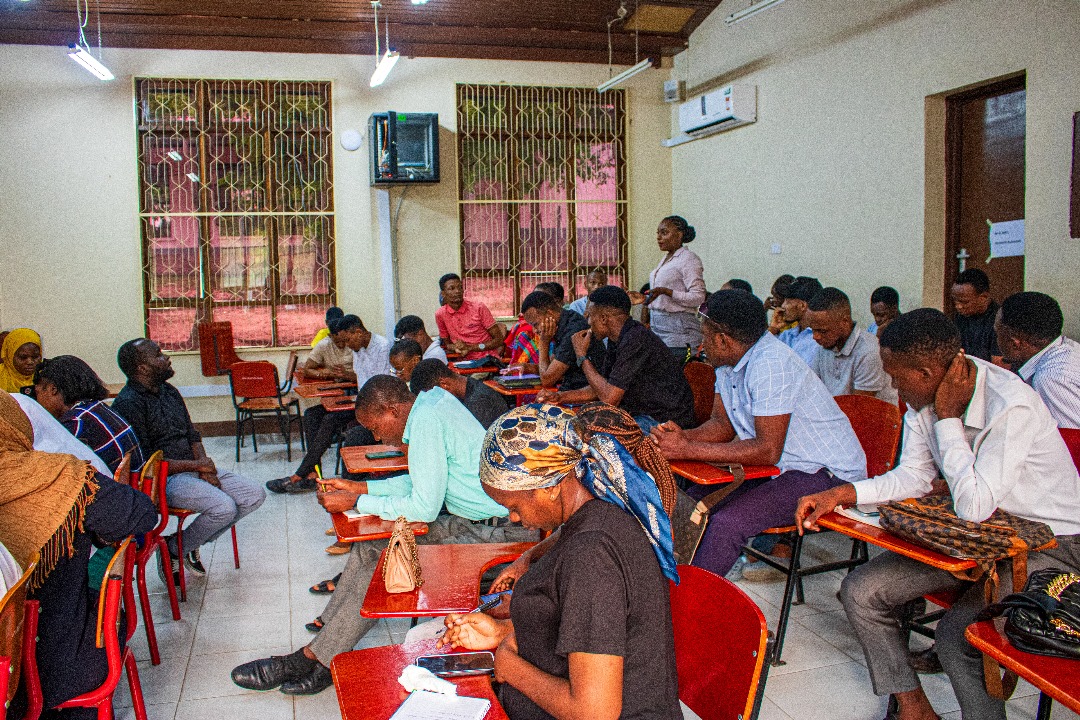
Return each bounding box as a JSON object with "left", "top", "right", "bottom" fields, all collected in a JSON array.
[{"left": 1036, "top": 693, "right": 1053, "bottom": 720}]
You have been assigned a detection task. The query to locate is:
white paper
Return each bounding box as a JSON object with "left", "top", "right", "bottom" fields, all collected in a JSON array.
[
  {"left": 404, "top": 617, "right": 449, "bottom": 644},
  {"left": 390, "top": 690, "right": 490, "bottom": 720},
  {"left": 398, "top": 665, "right": 457, "bottom": 695},
  {"left": 987, "top": 219, "right": 1024, "bottom": 261},
  {"left": 343, "top": 509, "right": 377, "bottom": 519},
  {"left": 835, "top": 505, "right": 882, "bottom": 528}
]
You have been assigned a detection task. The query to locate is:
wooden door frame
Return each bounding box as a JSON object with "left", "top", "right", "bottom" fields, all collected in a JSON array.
[{"left": 922, "top": 70, "right": 1026, "bottom": 309}]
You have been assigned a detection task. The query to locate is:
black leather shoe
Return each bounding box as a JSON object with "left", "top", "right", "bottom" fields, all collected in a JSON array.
[
  {"left": 910, "top": 645, "right": 944, "bottom": 674},
  {"left": 280, "top": 663, "right": 333, "bottom": 695},
  {"left": 266, "top": 476, "right": 318, "bottom": 494},
  {"left": 231, "top": 655, "right": 298, "bottom": 690}
]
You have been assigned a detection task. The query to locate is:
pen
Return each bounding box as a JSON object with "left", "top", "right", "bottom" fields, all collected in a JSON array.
[
  {"left": 315, "top": 464, "right": 327, "bottom": 492},
  {"left": 470, "top": 596, "right": 504, "bottom": 614}
]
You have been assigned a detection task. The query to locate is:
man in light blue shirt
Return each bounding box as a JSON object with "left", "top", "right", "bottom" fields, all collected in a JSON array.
[
  {"left": 232, "top": 375, "right": 535, "bottom": 697},
  {"left": 567, "top": 268, "right": 608, "bottom": 317},
  {"left": 778, "top": 276, "right": 822, "bottom": 366},
  {"left": 652, "top": 289, "right": 865, "bottom": 575}
]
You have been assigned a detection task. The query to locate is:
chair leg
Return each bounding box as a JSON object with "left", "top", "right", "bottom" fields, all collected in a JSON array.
[
  {"left": 250, "top": 412, "right": 259, "bottom": 454},
  {"left": 125, "top": 652, "right": 149, "bottom": 720},
  {"left": 295, "top": 403, "right": 306, "bottom": 451},
  {"left": 235, "top": 410, "right": 242, "bottom": 462},
  {"left": 135, "top": 557, "right": 161, "bottom": 666},
  {"left": 157, "top": 538, "right": 181, "bottom": 620},
  {"left": 770, "top": 530, "right": 805, "bottom": 666},
  {"left": 231, "top": 525, "right": 240, "bottom": 569},
  {"left": 175, "top": 517, "right": 187, "bottom": 602}
]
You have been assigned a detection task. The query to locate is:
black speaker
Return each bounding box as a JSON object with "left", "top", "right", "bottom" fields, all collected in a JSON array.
[{"left": 368, "top": 111, "right": 440, "bottom": 185}]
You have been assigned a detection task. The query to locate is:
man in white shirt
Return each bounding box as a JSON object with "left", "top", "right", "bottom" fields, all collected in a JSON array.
[
  {"left": 995, "top": 291, "right": 1080, "bottom": 429},
  {"left": 267, "top": 315, "right": 392, "bottom": 494},
  {"left": 393, "top": 315, "right": 448, "bottom": 363},
  {"left": 795, "top": 309, "right": 1080, "bottom": 720},
  {"left": 805, "top": 287, "right": 898, "bottom": 405},
  {"left": 778, "top": 276, "right": 822, "bottom": 366}
]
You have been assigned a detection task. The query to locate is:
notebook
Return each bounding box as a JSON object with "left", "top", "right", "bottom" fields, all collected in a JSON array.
[{"left": 390, "top": 690, "right": 491, "bottom": 720}]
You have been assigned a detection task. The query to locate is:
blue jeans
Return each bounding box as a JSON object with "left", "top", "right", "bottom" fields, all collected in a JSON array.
[{"left": 165, "top": 470, "right": 266, "bottom": 551}]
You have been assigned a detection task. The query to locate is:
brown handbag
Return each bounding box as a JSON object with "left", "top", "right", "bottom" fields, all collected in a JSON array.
[
  {"left": 382, "top": 517, "right": 424, "bottom": 594},
  {"left": 671, "top": 464, "right": 746, "bottom": 564}
]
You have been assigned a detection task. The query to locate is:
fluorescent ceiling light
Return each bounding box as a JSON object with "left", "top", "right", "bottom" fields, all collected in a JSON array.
[
  {"left": 369, "top": 49, "right": 400, "bottom": 87},
  {"left": 410, "top": 0, "right": 429, "bottom": 4},
  {"left": 67, "top": 44, "right": 114, "bottom": 81},
  {"left": 597, "top": 58, "right": 652, "bottom": 93},
  {"left": 724, "top": 0, "right": 786, "bottom": 26},
  {"left": 167, "top": 150, "right": 183, "bottom": 161}
]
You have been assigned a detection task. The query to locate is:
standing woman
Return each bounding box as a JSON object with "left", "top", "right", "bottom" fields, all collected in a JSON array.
[
  {"left": 646, "top": 216, "right": 707, "bottom": 359},
  {"left": 0, "top": 328, "right": 42, "bottom": 393}
]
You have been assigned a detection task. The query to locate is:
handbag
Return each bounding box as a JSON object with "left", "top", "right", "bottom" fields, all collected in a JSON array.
[
  {"left": 671, "top": 463, "right": 746, "bottom": 564},
  {"left": 976, "top": 568, "right": 1080, "bottom": 660},
  {"left": 382, "top": 517, "right": 424, "bottom": 594}
]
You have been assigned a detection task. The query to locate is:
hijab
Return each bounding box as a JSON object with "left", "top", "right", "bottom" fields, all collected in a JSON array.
[
  {"left": 0, "top": 390, "right": 98, "bottom": 591},
  {"left": 481, "top": 403, "right": 678, "bottom": 583},
  {"left": 0, "top": 328, "right": 42, "bottom": 393}
]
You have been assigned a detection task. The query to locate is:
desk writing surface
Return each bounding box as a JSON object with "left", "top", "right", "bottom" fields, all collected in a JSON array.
[
  {"left": 482, "top": 379, "right": 543, "bottom": 397},
  {"left": 966, "top": 621, "right": 1080, "bottom": 714},
  {"left": 331, "top": 513, "right": 428, "bottom": 543},
  {"left": 668, "top": 461, "right": 780, "bottom": 485},
  {"left": 340, "top": 445, "right": 409, "bottom": 474},
  {"left": 294, "top": 381, "right": 356, "bottom": 398},
  {"left": 818, "top": 511, "right": 977, "bottom": 572},
  {"left": 322, "top": 395, "right": 357, "bottom": 412}
]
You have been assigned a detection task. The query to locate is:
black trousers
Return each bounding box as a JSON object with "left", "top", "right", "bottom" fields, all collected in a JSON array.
[{"left": 295, "top": 405, "right": 364, "bottom": 477}]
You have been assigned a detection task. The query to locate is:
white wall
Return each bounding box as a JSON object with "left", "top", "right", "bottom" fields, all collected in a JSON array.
[
  {"left": 0, "top": 45, "right": 673, "bottom": 422},
  {"left": 671, "top": 0, "right": 1080, "bottom": 331}
]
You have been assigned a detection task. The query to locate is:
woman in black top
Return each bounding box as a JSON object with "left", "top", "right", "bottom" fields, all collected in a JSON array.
[{"left": 439, "top": 403, "right": 681, "bottom": 720}]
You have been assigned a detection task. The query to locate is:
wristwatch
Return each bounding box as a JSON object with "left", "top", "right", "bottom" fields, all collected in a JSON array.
[{"left": 478, "top": 342, "right": 486, "bottom": 350}]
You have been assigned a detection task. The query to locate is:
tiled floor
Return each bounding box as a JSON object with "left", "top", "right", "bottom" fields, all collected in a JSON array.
[{"left": 113, "top": 435, "right": 1080, "bottom": 720}]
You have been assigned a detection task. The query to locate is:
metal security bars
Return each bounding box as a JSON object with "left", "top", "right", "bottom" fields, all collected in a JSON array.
[
  {"left": 456, "top": 84, "right": 628, "bottom": 318},
  {"left": 135, "top": 78, "right": 335, "bottom": 351}
]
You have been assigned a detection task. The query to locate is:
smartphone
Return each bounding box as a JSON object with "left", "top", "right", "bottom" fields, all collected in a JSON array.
[
  {"left": 415, "top": 652, "right": 495, "bottom": 677},
  {"left": 365, "top": 450, "right": 405, "bottom": 460}
]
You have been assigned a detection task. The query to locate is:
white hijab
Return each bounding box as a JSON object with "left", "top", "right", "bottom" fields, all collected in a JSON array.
[{"left": 9, "top": 392, "right": 109, "bottom": 475}]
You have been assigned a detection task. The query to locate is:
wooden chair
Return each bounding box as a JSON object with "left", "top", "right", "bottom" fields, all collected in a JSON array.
[
  {"left": 0, "top": 552, "right": 39, "bottom": 720},
  {"left": 280, "top": 350, "right": 300, "bottom": 394},
  {"left": 229, "top": 361, "right": 305, "bottom": 462},
  {"left": 743, "top": 394, "right": 902, "bottom": 665},
  {"left": 196, "top": 321, "right": 244, "bottom": 377},
  {"left": 129, "top": 451, "right": 181, "bottom": 666},
  {"left": 672, "top": 565, "right": 769, "bottom": 720},
  {"left": 54, "top": 539, "right": 149, "bottom": 720},
  {"left": 683, "top": 361, "right": 715, "bottom": 426}
]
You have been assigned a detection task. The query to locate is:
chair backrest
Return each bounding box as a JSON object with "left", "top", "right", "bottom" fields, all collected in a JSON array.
[
  {"left": 88, "top": 539, "right": 132, "bottom": 702},
  {"left": 0, "top": 551, "right": 39, "bottom": 708},
  {"left": 112, "top": 451, "right": 132, "bottom": 486},
  {"left": 834, "top": 394, "right": 903, "bottom": 478},
  {"left": 671, "top": 565, "right": 767, "bottom": 720},
  {"left": 683, "top": 361, "right": 716, "bottom": 426},
  {"left": 197, "top": 321, "right": 243, "bottom": 377},
  {"left": 1059, "top": 428, "right": 1080, "bottom": 472},
  {"left": 135, "top": 450, "right": 171, "bottom": 538},
  {"left": 229, "top": 361, "right": 280, "bottom": 402}
]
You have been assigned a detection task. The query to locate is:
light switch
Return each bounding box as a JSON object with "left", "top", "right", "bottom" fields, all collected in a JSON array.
[{"left": 770, "top": 243, "right": 782, "bottom": 255}]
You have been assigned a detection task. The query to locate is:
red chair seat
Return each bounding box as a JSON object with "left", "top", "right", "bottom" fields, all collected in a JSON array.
[{"left": 238, "top": 394, "right": 299, "bottom": 411}]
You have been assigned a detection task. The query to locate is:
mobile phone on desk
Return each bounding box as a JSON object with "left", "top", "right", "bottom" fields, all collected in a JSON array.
[
  {"left": 415, "top": 651, "right": 495, "bottom": 677},
  {"left": 365, "top": 449, "right": 405, "bottom": 460}
]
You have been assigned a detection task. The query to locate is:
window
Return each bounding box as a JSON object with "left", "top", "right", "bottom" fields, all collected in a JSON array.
[
  {"left": 135, "top": 79, "right": 335, "bottom": 350},
  {"left": 456, "top": 84, "right": 627, "bottom": 318}
]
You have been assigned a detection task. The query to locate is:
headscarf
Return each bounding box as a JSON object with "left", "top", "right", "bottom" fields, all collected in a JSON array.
[
  {"left": 0, "top": 390, "right": 98, "bottom": 591},
  {"left": 481, "top": 403, "right": 678, "bottom": 583},
  {"left": 0, "top": 328, "right": 41, "bottom": 393}
]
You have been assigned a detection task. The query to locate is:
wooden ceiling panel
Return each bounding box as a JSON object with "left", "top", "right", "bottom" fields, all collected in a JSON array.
[{"left": 0, "top": 0, "right": 722, "bottom": 64}]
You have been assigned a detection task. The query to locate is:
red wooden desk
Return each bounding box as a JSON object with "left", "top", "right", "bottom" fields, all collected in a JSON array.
[
  {"left": 339, "top": 445, "right": 409, "bottom": 475},
  {"left": 966, "top": 620, "right": 1080, "bottom": 717},
  {"left": 331, "top": 513, "right": 428, "bottom": 543},
  {"left": 322, "top": 395, "right": 356, "bottom": 413},
  {"left": 294, "top": 381, "right": 356, "bottom": 398},
  {"left": 361, "top": 542, "right": 536, "bottom": 619},
  {"left": 817, "top": 511, "right": 977, "bottom": 573},
  {"left": 451, "top": 364, "right": 495, "bottom": 376},
  {"left": 331, "top": 638, "right": 507, "bottom": 720},
  {"left": 483, "top": 379, "right": 544, "bottom": 407},
  {"left": 669, "top": 461, "right": 780, "bottom": 486}
]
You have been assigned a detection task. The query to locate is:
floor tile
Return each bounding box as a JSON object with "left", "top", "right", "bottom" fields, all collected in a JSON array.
[
  {"left": 766, "top": 661, "right": 887, "bottom": 720},
  {"left": 192, "top": 612, "right": 291, "bottom": 656},
  {"left": 766, "top": 620, "right": 855, "bottom": 677},
  {"left": 755, "top": 696, "right": 795, "bottom": 720},
  {"left": 115, "top": 702, "right": 177, "bottom": 720},
  {"left": 115, "top": 655, "right": 187, "bottom": 708},
  {"left": 202, "top": 580, "right": 290, "bottom": 619},
  {"left": 175, "top": 691, "right": 294, "bottom": 720},
  {"left": 180, "top": 645, "right": 291, "bottom": 700},
  {"left": 293, "top": 683, "right": 346, "bottom": 720}
]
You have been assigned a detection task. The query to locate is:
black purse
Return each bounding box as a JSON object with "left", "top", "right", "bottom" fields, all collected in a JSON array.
[{"left": 976, "top": 568, "right": 1080, "bottom": 659}]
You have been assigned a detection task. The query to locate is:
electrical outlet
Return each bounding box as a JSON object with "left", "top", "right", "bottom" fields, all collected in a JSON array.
[{"left": 770, "top": 243, "right": 782, "bottom": 255}]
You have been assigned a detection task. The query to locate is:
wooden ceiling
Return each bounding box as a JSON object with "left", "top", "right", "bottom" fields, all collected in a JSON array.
[{"left": 0, "top": 0, "right": 725, "bottom": 65}]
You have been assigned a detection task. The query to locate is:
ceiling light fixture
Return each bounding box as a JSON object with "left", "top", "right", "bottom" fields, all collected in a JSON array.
[
  {"left": 724, "top": 0, "right": 787, "bottom": 26},
  {"left": 597, "top": 59, "right": 652, "bottom": 93},
  {"left": 410, "top": 0, "right": 429, "bottom": 4},
  {"left": 68, "top": 0, "right": 113, "bottom": 80},
  {"left": 598, "top": 0, "right": 652, "bottom": 93},
  {"left": 369, "top": 1, "right": 399, "bottom": 87}
]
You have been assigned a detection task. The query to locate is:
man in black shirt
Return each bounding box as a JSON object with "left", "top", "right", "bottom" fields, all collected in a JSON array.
[
  {"left": 520, "top": 290, "right": 604, "bottom": 391},
  {"left": 950, "top": 268, "right": 1001, "bottom": 362},
  {"left": 112, "top": 339, "right": 266, "bottom": 577},
  {"left": 539, "top": 285, "right": 696, "bottom": 431},
  {"left": 409, "top": 360, "right": 510, "bottom": 429}
]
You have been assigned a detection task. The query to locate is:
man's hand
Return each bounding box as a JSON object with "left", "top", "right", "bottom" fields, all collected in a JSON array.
[
  {"left": 650, "top": 422, "right": 692, "bottom": 459},
  {"left": 934, "top": 352, "right": 976, "bottom": 420},
  {"left": 536, "top": 315, "right": 558, "bottom": 344},
  {"left": 570, "top": 328, "right": 592, "bottom": 358},
  {"left": 450, "top": 340, "right": 469, "bottom": 355},
  {"left": 794, "top": 484, "right": 856, "bottom": 534},
  {"left": 317, "top": 489, "right": 360, "bottom": 513},
  {"left": 536, "top": 388, "right": 561, "bottom": 405},
  {"left": 321, "top": 477, "right": 367, "bottom": 495}
]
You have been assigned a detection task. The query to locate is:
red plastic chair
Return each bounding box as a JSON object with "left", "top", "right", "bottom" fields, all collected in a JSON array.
[
  {"left": 54, "top": 539, "right": 148, "bottom": 720},
  {"left": 197, "top": 321, "right": 244, "bottom": 377},
  {"left": 834, "top": 395, "right": 903, "bottom": 477},
  {"left": 683, "top": 361, "right": 716, "bottom": 426},
  {"left": 228, "top": 361, "right": 304, "bottom": 462},
  {"left": 1059, "top": 428, "right": 1080, "bottom": 471},
  {"left": 672, "top": 565, "right": 769, "bottom": 720},
  {"left": 129, "top": 451, "right": 181, "bottom": 665},
  {"left": 168, "top": 512, "right": 239, "bottom": 603},
  {"left": 0, "top": 552, "right": 39, "bottom": 720}
]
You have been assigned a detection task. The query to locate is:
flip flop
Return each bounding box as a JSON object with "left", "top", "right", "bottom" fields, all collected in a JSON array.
[
  {"left": 309, "top": 573, "right": 341, "bottom": 594},
  {"left": 305, "top": 617, "right": 324, "bottom": 633}
]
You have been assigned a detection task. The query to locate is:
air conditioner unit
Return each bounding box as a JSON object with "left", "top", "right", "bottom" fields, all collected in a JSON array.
[{"left": 678, "top": 84, "right": 756, "bottom": 135}]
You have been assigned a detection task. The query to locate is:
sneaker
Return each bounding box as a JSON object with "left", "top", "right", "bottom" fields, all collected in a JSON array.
[
  {"left": 740, "top": 560, "right": 785, "bottom": 583},
  {"left": 184, "top": 548, "right": 207, "bottom": 576},
  {"left": 266, "top": 476, "right": 318, "bottom": 494},
  {"left": 158, "top": 540, "right": 181, "bottom": 589}
]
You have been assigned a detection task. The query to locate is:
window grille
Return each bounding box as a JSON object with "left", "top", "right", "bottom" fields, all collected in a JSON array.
[
  {"left": 456, "top": 84, "right": 628, "bottom": 318},
  {"left": 135, "top": 79, "right": 335, "bottom": 350}
]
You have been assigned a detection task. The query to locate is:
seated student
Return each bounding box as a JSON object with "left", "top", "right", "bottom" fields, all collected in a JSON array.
[
  {"left": 393, "top": 315, "right": 448, "bottom": 363},
  {"left": 722, "top": 278, "right": 753, "bottom": 294},
  {"left": 521, "top": 290, "right": 604, "bottom": 390},
  {"left": 231, "top": 375, "right": 537, "bottom": 696},
  {"left": 267, "top": 315, "right": 390, "bottom": 494},
  {"left": 765, "top": 274, "right": 796, "bottom": 335},
  {"left": 297, "top": 316, "right": 354, "bottom": 382},
  {"left": 388, "top": 339, "right": 424, "bottom": 383},
  {"left": 533, "top": 281, "right": 565, "bottom": 305},
  {"left": 438, "top": 403, "right": 682, "bottom": 720},
  {"left": 32, "top": 355, "right": 146, "bottom": 473},
  {"left": 805, "top": 288, "right": 898, "bottom": 404},
  {"left": 777, "top": 276, "right": 823, "bottom": 366},
  {"left": 409, "top": 358, "right": 509, "bottom": 429},
  {"left": 796, "top": 308, "right": 1080, "bottom": 720},
  {"left": 650, "top": 289, "right": 865, "bottom": 576},
  {"left": 0, "top": 391, "right": 157, "bottom": 720},
  {"left": 435, "top": 273, "right": 507, "bottom": 360},
  {"left": 950, "top": 268, "right": 1001, "bottom": 362},
  {"left": 0, "top": 327, "right": 42, "bottom": 393},
  {"left": 8, "top": 390, "right": 110, "bottom": 476},
  {"left": 112, "top": 339, "right": 265, "bottom": 578},
  {"left": 567, "top": 269, "right": 608, "bottom": 316},
  {"left": 538, "top": 286, "right": 696, "bottom": 431},
  {"left": 309, "top": 306, "right": 344, "bottom": 348},
  {"left": 868, "top": 286, "right": 900, "bottom": 337},
  {"left": 995, "top": 291, "right": 1080, "bottom": 428}
]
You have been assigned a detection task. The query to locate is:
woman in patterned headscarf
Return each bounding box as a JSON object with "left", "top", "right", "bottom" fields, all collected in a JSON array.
[{"left": 438, "top": 403, "right": 682, "bottom": 720}]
